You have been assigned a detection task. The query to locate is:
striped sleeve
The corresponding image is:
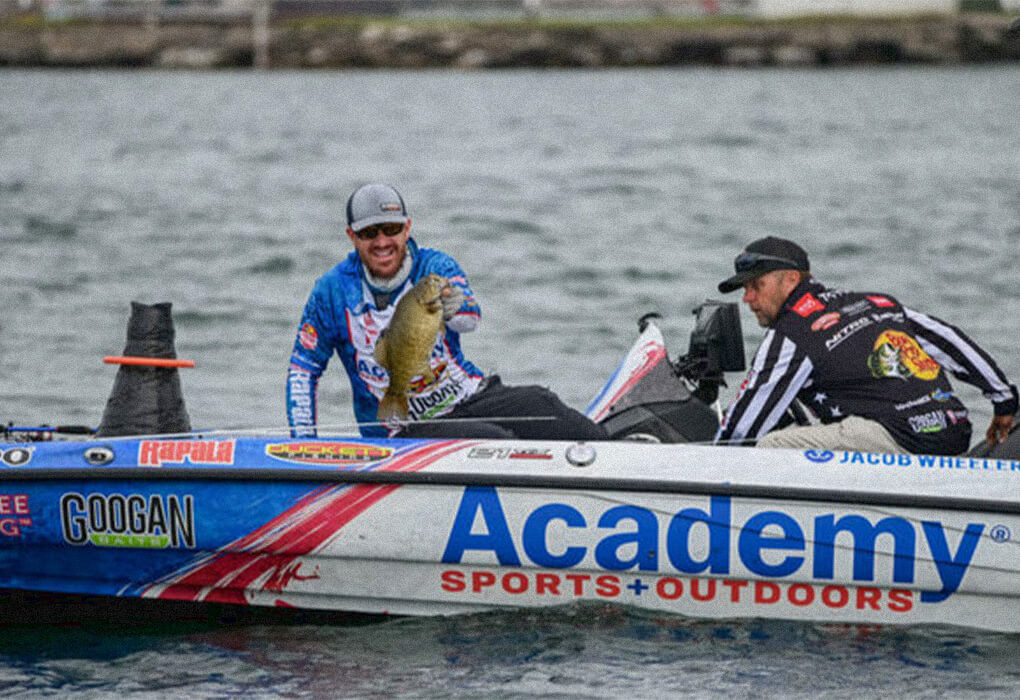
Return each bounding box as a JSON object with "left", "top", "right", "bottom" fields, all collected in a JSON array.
[
  {"left": 715, "top": 330, "right": 814, "bottom": 446},
  {"left": 904, "top": 307, "right": 1018, "bottom": 415}
]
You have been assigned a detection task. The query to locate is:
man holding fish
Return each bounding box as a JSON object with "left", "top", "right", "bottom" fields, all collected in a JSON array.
[{"left": 287, "top": 183, "right": 606, "bottom": 441}]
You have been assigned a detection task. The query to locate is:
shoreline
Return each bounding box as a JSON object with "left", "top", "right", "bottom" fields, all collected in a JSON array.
[{"left": 0, "top": 13, "right": 1018, "bottom": 69}]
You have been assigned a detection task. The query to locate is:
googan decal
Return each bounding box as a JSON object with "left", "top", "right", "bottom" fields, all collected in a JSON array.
[{"left": 60, "top": 493, "right": 195, "bottom": 549}]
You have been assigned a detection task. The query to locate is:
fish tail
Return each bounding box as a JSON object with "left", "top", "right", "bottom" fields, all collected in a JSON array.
[{"left": 377, "top": 391, "right": 409, "bottom": 421}]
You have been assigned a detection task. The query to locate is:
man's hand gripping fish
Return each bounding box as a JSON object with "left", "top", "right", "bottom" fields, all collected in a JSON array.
[{"left": 374, "top": 273, "right": 452, "bottom": 422}]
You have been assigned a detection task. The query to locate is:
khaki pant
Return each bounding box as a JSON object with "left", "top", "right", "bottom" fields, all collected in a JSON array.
[{"left": 757, "top": 416, "right": 906, "bottom": 453}]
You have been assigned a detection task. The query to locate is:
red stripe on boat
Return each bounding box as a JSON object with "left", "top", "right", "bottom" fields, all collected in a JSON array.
[{"left": 148, "top": 439, "right": 475, "bottom": 603}]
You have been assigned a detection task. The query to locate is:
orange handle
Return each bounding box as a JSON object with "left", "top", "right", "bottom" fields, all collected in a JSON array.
[{"left": 103, "top": 356, "right": 195, "bottom": 369}]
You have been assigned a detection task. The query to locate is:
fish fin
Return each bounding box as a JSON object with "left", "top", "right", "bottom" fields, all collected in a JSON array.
[
  {"left": 373, "top": 333, "right": 388, "bottom": 368},
  {"left": 377, "top": 390, "right": 409, "bottom": 421}
]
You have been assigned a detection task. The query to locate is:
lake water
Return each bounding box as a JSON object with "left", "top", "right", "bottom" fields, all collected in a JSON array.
[{"left": 1, "top": 66, "right": 1019, "bottom": 696}]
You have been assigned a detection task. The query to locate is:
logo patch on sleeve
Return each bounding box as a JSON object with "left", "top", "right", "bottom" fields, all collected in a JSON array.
[
  {"left": 299, "top": 323, "right": 318, "bottom": 350},
  {"left": 793, "top": 293, "right": 824, "bottom": 317}
]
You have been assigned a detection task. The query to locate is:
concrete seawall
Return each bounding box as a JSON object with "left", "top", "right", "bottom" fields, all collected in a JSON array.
[{"left": 1, "top": 14, "right": 1018, "bottom": 69}]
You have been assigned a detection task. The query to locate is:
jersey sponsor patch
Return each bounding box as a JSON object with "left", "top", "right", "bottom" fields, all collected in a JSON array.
[
  {"left": 811, "top": 312, "right": 841, "bottom": 331},
  {"left": 299, "top": 323, "right": 318, "bottom": 350},
  {"left": 793, "top": 293, "right": 824, "bottom": 317},
  {"left": 867, "top": 330, "right": 940, "bottom": 381},
  {"left": 867, "top": 295, "right": 895, "bottom": 308}
]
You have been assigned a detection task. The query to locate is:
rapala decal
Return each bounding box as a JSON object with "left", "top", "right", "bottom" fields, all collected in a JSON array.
[
  {"left": 0, "top": 494, "right": 31, "bottom": 537},
  {"left": 266, "top": 442, "right": 394, "bottom": 465},
  {"left": 60, "top": 493, "right": 195, "bottom": 549},
  {"left": 138, "top": 440, "right": 235, "bottom": 467},
  {"left": 868, "top": 330, "right": 940, "bottom": 381},
  {"left": 792, "top": 293, "right": 824, "bottom": 318},
  {"left": 0, "top": 447, "right": 32, "bottom": 467},
  {"left": 442, "top": 487, "right": 985, "bottom": 604}
]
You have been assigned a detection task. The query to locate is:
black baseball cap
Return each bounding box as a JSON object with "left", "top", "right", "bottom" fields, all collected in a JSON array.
[{"left": 718, "top": 236, "right": 810, "bottom": 293}]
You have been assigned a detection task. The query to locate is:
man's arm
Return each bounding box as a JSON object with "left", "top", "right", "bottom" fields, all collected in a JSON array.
[
  {"left": 715, "top": 329, "right": 814, "bottom": 446},
  {"left": 286, "top": 290, "right": 335, "bottom": 438},
  {"left": 904, "top": 307, "right": 1018, "bottom": 443}
]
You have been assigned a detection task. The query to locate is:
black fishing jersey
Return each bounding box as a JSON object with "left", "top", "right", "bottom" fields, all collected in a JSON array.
[{"left": 716, "top": 279, "right": 1018, "bottom": 455}]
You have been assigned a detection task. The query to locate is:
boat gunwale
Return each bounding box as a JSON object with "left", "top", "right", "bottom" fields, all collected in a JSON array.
[{"left": 3, "top": 466, "right": 1020, "bottom": 516}]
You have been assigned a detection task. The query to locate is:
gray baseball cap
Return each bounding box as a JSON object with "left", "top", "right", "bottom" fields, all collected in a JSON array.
[{"left": 346, "top": 183, "right": 408, "bottom": 232}]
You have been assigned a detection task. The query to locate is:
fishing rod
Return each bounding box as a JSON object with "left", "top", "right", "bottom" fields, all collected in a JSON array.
[
  {"left": 3, "top": 423, "right": 97, "bottom": 440},
  {"left": 3, "top": 416, "right": 558, "bottom": 442}
]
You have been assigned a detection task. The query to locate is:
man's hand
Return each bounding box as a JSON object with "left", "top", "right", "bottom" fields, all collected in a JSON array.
[
  {"left": 440, "top": 285, "right": 464, "bottom": 322},
  {"left": 986, "top": 414, "right": 1015, "bottom": 446}
]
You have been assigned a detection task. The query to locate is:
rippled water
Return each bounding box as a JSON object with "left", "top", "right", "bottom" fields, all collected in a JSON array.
[
  {"left": 2, "top": 605, "right": 1020, "bottom": 698},
  {"left": 1, "top": 67, "right": 1020, "bottom": 695}
]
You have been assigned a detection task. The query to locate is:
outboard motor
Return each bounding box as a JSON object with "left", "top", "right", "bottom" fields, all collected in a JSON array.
[{"left": 586, "top": 302, "right": 745, "bottom": 443}]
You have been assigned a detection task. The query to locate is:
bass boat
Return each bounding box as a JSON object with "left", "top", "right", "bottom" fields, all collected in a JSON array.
[{"left": 2, "top": 302, "right": 1019, "bottom": 631}]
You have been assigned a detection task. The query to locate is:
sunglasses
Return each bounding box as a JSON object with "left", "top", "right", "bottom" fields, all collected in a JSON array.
[
  {"left": 354, "top": 222, "right": 405, "bottom": 240},
  {"left": 734, "top": 251, "right": 801, "bottom": 273}
]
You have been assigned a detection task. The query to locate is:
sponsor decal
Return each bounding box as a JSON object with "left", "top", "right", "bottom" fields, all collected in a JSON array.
[
  {"left": 868, "top": 296, "right": 896, "bottom": 308},
  {"left": 381, "top": 202, "right": 403, "bottom": 212},
  {"left": 804, "top": 450, "right": 835, "bottom": 463},
  {"left": 408, "top": 360, "right": 447, "bottom": 393},
  {"left": 409, "top": 383, "right": 460, "bottom": 419},
  {"left": 440, "top": 569, "right": 915, "bottom": 614},
  {"left": 908, "top": 410, "right": 947, "bottom": 434},
  {"left": 266, "top": 442, "right": 394, "bottom": 465},
  {"left": 468, "top": 447, "right": 554, "bottom": 460},
  {"left": 138, "top": 440, "right": 235, "bottom": 467},
  {"left": 818, "top": 289, "right": 851, "bottom": 303},
  {"left": 839, "top": 300, "right": 871, "bottom": 317},
  {"left": 895, "top": 390, "right": 954, "bottom": 412},
  {"left": 868, "top": 330, "right": 940, "bottom": 381},
  {"left": 0, "top": 494, "right": 32, "bottom": 538},
  {"left": 287, "top": 366, "right": 315, "bottom": 426},
  {"left": 442, "top": 487, "right": 984, "bottom": 604},
  {"left": 0, "top": 447, "right": 32, "bottom": 467},
  {"left": 871, "top": 311, "right": 905, "bottom": 324},
  {"left": 60, "top": 492, "right": 195, "bottom": 548},
  {"left": 299, "top": 323, "right": 318, "bottom": 350},
  {"left": 811, "top": 312, "right": 841, "bottom": 332},
  {"left": 895, "top": 394, "right": 932, "bottom": 412},
  {"left": 792, "top": 293, "right": 824, "bottom": 318},
  {"left": 836, "top": 451, "right": 1020, "bottom": 472},
  {"left": 946, "top": 409, "right": 968, "bottom": 424},
  {"left": 825, "top": 317, "right": 874, "bottom": 351}
]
